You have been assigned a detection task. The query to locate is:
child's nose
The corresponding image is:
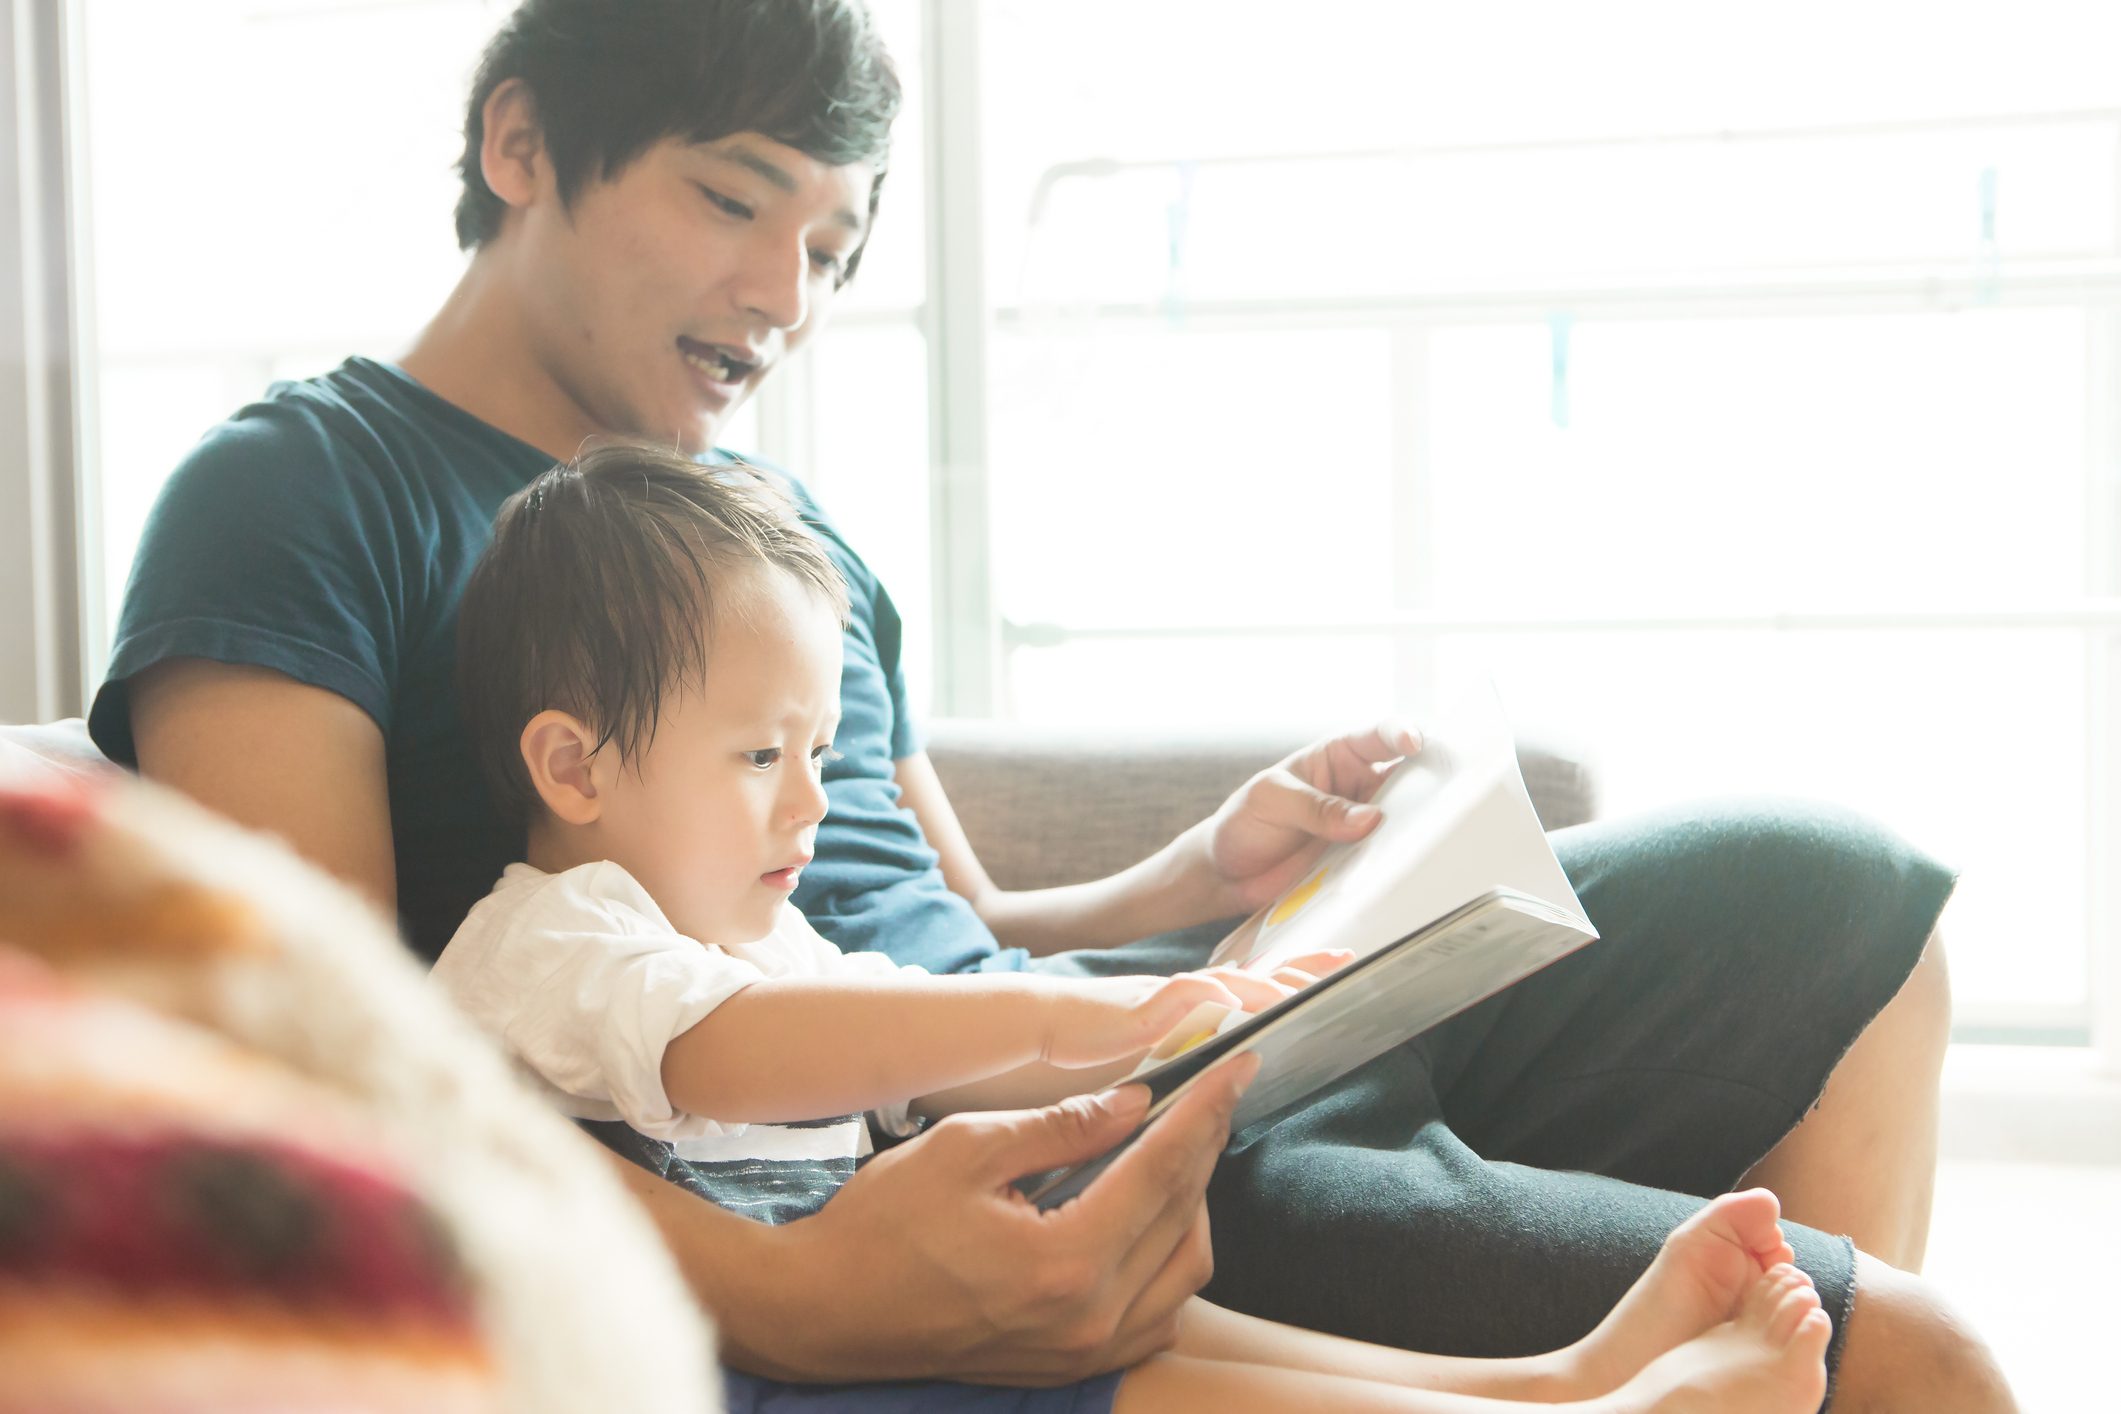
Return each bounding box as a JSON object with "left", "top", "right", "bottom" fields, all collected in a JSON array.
[{"left": 789, "top": 764, "right": 830, "bottom": 825}]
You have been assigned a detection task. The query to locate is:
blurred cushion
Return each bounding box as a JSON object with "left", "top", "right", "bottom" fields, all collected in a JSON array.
[
  {"left": 0, "top": 718, "right": 111, "bottom": 784},
  {"left": 0, "top": 771, "right": 719, "bottom": 1413}
]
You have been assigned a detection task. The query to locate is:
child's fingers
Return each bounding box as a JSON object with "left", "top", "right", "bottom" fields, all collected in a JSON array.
[
  {"left": 1193, "top": 966, "right": 1296, "bottom": 1013},
  {"left": 1152, "top": 971, "right": 1248, "bottom": 1019},
  {"left": 1269, "top": 948, "right": 1357, "bottom": 978}
]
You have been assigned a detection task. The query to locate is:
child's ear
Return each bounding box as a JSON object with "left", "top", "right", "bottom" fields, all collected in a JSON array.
[{"left": 520, "top": 710, "right": 605, "bottom": 826}]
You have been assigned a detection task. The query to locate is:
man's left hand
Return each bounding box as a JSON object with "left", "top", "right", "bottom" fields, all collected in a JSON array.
[{"left": 1181, "top": 720, "right": 1422, "bottom": 918}]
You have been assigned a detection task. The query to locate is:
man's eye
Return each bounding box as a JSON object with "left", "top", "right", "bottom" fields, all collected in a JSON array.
[
  {"left": 809, "top": 248, "right": 846, "bottom": 279},
  {"left": 699, "top": 185, "right": 754, "bottom": 220},
  {"left": 746, "top": 748, "right": 781, "bottom": 769}
]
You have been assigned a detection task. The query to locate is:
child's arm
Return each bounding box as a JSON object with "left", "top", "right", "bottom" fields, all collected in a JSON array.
[
  {"left": 658, "top": 970, "right": 1243, "bottom": 1126},
  {"left": 911, "top": 948, "right": 1355, "bottom": 1117},
  {"left": 660, "top": 952, "right": 1357, "bottom": 1126}
]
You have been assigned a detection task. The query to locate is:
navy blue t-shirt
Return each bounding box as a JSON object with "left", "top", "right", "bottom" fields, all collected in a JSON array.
[{"left": 90, "top": 357, "right": 1020, "bottom": 974}]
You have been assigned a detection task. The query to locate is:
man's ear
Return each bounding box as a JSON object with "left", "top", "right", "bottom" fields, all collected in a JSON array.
[
  {"left": 480, "top": 76, "right": 548, "bottom": 214},
  {"left": 520, "top": 710, "right": 605, "bottom": 826}
]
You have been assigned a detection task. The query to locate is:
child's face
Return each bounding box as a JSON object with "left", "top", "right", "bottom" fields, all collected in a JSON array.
[{"left": 592, "top": 566, "right": 843, "bottom": 950}]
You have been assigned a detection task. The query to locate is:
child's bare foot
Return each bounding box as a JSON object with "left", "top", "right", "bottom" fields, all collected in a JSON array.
[
  {"left": 1564, "top": 1189, "right": 1798, "bottom": 1396},
  {"left": 1588, "top": 1263, "right": 1832, "bottom": 1413}
]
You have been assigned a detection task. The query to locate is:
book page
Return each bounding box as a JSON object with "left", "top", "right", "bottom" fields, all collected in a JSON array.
[
  {"left": 1214, "top": 687, "right": 1584, "bottom": 969},
  {"left": 1022, "top": 892, "right": 1595, "bottom": 1210}
]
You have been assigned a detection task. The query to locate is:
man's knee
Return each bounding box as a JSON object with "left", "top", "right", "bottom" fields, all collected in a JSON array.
[
  {"left": 1833, "top": 1256, "right": 2016, "bottom": 1412},
  {"left": 1898, "top": 926, "right": 1953, "bottom": 1038}
]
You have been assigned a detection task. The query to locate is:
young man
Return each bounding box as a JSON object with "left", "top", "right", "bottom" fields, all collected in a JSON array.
[{"left": 91, "top": 1, "right": 2015, "bottom": 1408}]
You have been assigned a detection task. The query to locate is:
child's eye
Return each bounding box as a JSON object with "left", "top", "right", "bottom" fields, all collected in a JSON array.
[
  {"left": 809, "top": 745, "right": 843, "bottom": 769},
  {"left": 746, "top": 748, "right": 781, "bottom": 769}
]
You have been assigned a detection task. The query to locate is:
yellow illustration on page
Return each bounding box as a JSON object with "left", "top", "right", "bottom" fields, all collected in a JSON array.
[{"left": 1268, "top": 866, "right": 1331, "bottom": 928}]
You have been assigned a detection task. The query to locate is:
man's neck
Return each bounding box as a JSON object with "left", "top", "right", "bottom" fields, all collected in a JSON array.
[{"left": 399, "top": 253, "right": 603, "bottom": 463}]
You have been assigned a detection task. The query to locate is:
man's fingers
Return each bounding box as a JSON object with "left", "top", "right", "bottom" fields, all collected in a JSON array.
[
  {"left": 1100, "top": 1205, "right": 1215, "bottom": 1370},
  {"left": 1251, "top": 769, "right": 1383, "bottom": 843},
  {"left": 1067, "top": 1056, "right": 1253, "bottom": 1330},
  {"left": 1288, "top": 719, "right": 1422, "bottom": 801},
  {"left": 1285, "top": 718, "right": 1419, "bottom": 771},
  {"left": 1062, "top": 1053, "right": 1256, "bottom": 1258},
  {"left": 960, "top": 1084, "right": 1152, "bottom": 1185}
]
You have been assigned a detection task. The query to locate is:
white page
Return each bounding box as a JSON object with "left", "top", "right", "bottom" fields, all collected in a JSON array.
[{"left": 1215, "top": 687, "right": 1585, "bottom": 969}]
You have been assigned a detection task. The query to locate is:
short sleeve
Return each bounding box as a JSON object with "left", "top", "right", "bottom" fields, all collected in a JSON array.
[
  {"left": 871, "top": 579, "right": 923, "bottom": 761},
  {"left": 90, "top": 394, "right": 416, "bottom": 762},
  {"left": 436, "top": 865, "right": 768, "bottom": 1142}
]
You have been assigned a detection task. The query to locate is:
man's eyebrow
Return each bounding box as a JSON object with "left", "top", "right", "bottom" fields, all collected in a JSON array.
[{"left": 711, "top": 143, "right": 867, "bottom": 235}]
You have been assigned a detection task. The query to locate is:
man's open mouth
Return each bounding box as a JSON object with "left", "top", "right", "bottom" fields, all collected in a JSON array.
[{"left": 679, "top": 337, "right": 758, "bottom": 384}]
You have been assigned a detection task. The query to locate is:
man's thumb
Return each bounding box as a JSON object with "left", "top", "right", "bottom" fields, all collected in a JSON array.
[
  {"left": 1311, "top": 786, "right": 1381, "bottom": 839},
  {"left": 976, "top": 1084, "right": 1150, "bottom": 1185}
]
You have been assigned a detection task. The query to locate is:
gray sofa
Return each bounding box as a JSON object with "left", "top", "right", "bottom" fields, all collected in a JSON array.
[
  {"left": 925, "top": 719, "right": 1596, "bottom": 892},
  {"left": 1, "top": 718, "right": 1597, "bottom": 889}
]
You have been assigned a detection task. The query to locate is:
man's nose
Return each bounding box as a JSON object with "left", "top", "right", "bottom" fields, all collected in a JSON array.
[{"left": 737, "top": 233, "right": 809, "bottom": 333}]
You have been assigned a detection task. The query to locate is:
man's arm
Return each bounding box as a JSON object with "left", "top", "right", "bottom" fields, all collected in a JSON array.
[
  {"left": 897, "top": 722, "right": 1421, "bottom": 957},
  {"left": 129, "top": 658, "right": 398, "bottom": 909},
  {"left": 632, "top": 1063, "right": 1253, "bottom": 1386}
]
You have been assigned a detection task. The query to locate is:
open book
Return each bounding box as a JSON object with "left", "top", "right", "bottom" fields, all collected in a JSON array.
[{"left": 1020, "top": 691, "right": 1598, "bottom": 1210}]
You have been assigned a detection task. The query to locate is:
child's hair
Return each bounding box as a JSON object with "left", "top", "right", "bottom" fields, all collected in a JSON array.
[{"left": 457, "top": 444, "right": 850, "bottom": 821}]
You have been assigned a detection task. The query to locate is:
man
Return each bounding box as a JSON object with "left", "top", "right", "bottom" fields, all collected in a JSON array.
[{"left": 91, "top": 1, "right": 2014, "bottom": 1407}]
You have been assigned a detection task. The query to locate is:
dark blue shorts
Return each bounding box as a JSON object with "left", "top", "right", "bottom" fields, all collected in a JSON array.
[
  {"left": 723, "top": 1369, "right": 1124, "bottom": 1414},
  {"left": 1036, "top": 797, "right": 1954, "bottom": 1400}
]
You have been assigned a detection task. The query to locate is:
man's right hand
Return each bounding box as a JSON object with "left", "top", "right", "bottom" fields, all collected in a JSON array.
[{"left": 717, "top": 1053, "right": 1258, "bottom": 1386}]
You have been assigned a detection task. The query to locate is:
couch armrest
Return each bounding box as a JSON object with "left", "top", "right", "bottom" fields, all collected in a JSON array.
[{"left": 924, "top": 719, "right": 1597, "bottom": 894}]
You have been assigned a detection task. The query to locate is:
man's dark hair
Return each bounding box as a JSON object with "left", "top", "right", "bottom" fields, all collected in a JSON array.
[
  {"left": 457, "top": 444, "right": 851, "bottom": 821},
  {"left": 453, "top": 0, "right": 900, "bottom": 279}
]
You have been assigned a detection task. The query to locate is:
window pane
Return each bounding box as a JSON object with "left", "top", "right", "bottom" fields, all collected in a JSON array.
[
  {"left": 1006, "top": 635, "right": 1395, "bottom": 734},
  {"left": 1014, "top": 122, "right": 2119, "bottom": 309},
  {"left": 983, "top": 0, "right": 2121, "bottom": 306},
  {"left": 81, "top": 0, "right": 483, "bottom": 356},
  {"left": 1423, "top": 309, "right": 2090, "bottom": 615},
  {"left": 806, "top": 322, "right": 934, "bottom": 721},
  {"left": 1434, "top": 626, "right": 2089, "bottom": 1012},
  {"left": 79, "top": 0, "right": 491, "bottom": 649},
  {"left": 987, "top": 327, "right": 1395, "bottom": 626}
]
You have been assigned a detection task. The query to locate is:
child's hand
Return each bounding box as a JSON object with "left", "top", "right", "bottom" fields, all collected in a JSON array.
[
  {"left": 1197, "top": 949, "right": 1358, "bottom": 1013},
  {"left": 1036, "top": 949, "right": 1355, "bottom": 1070}
]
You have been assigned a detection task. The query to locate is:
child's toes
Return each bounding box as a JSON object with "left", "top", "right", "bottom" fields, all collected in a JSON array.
[
  {"left": 1790, "top": 1306, "right": 1833, "bottom": 1362},
  {"left": 1767, "top": 1278, "right": 1825, "bottom": 1346}
]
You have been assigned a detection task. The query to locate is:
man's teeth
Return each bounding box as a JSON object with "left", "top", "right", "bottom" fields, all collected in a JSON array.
[{"left": 685, "top": 350, "right": 740, "bottom": 381}]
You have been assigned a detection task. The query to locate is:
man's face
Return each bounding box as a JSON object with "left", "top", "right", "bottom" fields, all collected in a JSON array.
[{"left": 513, "top": 132, "right": 874, "bottom": 453}]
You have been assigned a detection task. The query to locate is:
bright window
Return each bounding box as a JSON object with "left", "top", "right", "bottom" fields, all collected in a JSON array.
[{"left": 967, "top": 0, "right": 2121, "bottom": 1042}]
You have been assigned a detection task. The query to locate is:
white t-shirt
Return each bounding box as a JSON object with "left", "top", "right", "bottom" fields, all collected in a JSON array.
[{"left": 434, "top": 861, "right": 924, "bottom": 1185}]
